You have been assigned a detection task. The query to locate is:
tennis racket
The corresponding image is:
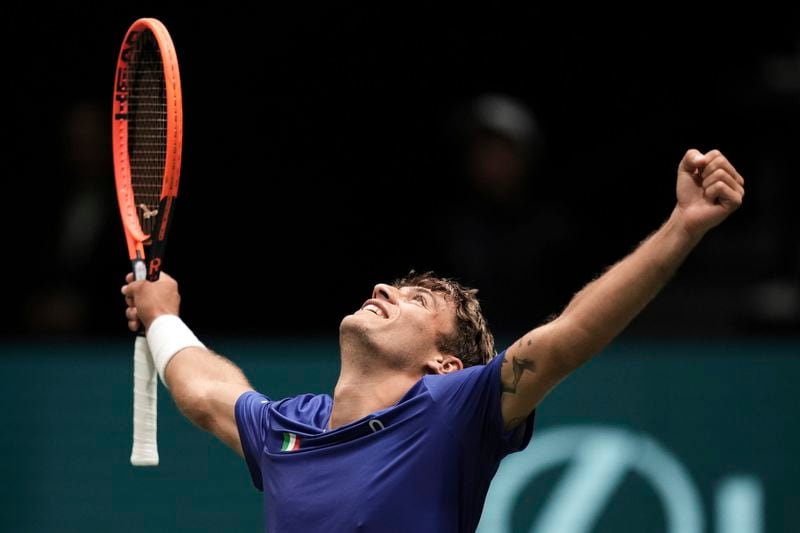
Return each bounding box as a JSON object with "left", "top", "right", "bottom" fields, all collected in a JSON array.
[{"left": 113, "top": 18, "right": 183, "bottom": 466}]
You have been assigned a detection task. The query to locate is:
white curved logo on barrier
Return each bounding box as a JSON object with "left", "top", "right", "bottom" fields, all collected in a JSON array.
[{"left": 477, "top": 425, "right": 763, "bottom": 533}]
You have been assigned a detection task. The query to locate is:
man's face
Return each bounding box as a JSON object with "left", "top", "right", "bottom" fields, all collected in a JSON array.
[{"left": 341, "top": 283, "right": 457, "bottom": 368}]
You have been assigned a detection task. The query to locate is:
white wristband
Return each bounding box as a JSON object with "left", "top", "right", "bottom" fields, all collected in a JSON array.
[{"left": 146, "top": 314, "right": 205, "bottom": 387}]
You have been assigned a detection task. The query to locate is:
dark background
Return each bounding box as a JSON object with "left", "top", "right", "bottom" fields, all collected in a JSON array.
[{"left": 4, "top": 6, "right": 799, "bottom": 342}]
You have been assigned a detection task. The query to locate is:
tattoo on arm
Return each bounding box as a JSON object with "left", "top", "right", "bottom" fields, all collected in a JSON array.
[
  {"left": 515, "top": 338, "right": 533, "bottom": 349},
  {"left": 501, "top": 355, "right": 537, "bottom": 394}
]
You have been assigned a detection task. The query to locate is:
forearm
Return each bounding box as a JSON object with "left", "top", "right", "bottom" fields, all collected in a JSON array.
[
  {"left": 557, "top": 208, "right": 700, "bottom": 365},
  {"left": 164, "top": 346, "right": 252, "bottom": 390},
  {"left": 147, "top": 315, "right": 252, "bottom": 437},
  {"left": 166, "top": 346, "right": 251, "bottom": 417},
  {"left": 165, "top": 347, "right": 252, "bottom": 448},
  {"left": 501, "top": 209, "right": 703, "bottom": 421},
  {"left": 145, "top": 314, "right": 249, "bottom": 388},
  {"left": 124, "top": 277, "right": 253, "bottom": 454},
  {"left": 500, "top": 150, "right": 743, "bottom": 422}
]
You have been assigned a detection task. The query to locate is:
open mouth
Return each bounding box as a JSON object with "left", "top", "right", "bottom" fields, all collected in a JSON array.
[{"left": 361, "top": 300, "right": 388, "bottom": 318}]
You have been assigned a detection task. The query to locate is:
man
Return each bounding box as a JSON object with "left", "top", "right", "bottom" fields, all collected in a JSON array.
[{"left": 122, "top": 149, "right": 744, "bottom": 532}]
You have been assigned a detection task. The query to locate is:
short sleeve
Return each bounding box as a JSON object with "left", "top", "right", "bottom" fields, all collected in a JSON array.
[
  {"left": 235, "top": 390, "right": 271, "bottom": 491},
  {"left": 425, "top": 350, "right": 534, "bottom": 458}
]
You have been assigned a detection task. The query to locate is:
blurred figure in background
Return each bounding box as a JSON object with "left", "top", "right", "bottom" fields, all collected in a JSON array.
[
  {"left": 437, "top": 94, "right": 574, "bottom": 332},
  {"left": 23, "top": 100, "right": 118, "bottom": 336}
]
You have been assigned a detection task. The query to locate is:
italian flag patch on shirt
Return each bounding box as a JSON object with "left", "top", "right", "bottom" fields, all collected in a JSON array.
[{"left": 281, "top": 432, "right": 301, "bottom": 452}]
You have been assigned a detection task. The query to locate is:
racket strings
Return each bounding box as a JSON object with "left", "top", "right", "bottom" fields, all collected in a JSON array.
[{"left": 127, "top": 30, "right": 167, "bottom": 237}]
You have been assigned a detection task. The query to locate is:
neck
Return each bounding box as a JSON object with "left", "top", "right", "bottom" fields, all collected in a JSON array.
[{"left": 328, "top": 360, "right": 420, "bottom": 430}]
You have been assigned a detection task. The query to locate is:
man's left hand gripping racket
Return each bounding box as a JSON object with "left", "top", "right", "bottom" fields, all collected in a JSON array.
[{"left": 113, "top": 18, "right": 183, "bottom": 466}]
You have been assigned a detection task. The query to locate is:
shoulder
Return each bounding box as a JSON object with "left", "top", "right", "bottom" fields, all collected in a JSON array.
[{"left": 423, "top": 350, "right": 508, "bottom": 401}]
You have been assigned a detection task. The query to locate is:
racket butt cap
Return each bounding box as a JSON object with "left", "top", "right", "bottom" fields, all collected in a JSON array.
[{"left": 130, "top": 452, "right": 160, "bottom": 466}]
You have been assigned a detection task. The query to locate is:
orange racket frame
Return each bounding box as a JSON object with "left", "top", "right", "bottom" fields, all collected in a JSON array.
[{"left": 114, "top": 17, "right": 182, "bottom": 276}]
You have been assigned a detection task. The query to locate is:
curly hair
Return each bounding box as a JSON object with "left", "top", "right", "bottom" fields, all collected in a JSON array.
[{"left": 393, "top": 271, "right": 495, "bottom": 367}]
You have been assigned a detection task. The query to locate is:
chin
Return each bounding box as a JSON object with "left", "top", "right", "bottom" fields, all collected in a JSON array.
[
  {"left": 339, "top": 313, "right": 366, "bottom": 335},
  {"left": 339, "top": 314, "right": 375, "bottom": 347}
]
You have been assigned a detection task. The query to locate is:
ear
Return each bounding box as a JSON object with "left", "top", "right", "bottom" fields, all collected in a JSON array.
[{"left": 425, "top": 354, "right": 464, "bottom": 375}]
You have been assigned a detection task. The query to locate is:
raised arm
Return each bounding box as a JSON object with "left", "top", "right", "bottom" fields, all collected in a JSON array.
[
  {"left": 499, "top": 149, "right": 745, "bottom": 430},
  {"left": 122, "top": 273, "right": 253, "bottom": 455}
]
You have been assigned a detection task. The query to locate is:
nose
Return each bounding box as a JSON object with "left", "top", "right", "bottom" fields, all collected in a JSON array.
[{"left": 372, "top": 283, "right": 395, "bottom": 301}]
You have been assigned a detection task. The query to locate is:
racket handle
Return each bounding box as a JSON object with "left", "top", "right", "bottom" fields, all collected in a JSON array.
[
  {"left": 131, "top": 329, "right": 159, "bottom": 466},
  {"left": 130, "top": 259, "right": 159, "bottom": 466}
]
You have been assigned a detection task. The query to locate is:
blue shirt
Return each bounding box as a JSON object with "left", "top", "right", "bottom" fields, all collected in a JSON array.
[{"left": 235, "top": 349, "right": 534, "bottom": 532}]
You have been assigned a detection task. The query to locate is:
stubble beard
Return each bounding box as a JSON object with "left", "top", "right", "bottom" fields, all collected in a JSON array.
[
  {"left": 339, "top": 315, "right": 407, "bottom": 372},
  {"left": 339, "top": 315, "right": 378, "bottom": 368}
]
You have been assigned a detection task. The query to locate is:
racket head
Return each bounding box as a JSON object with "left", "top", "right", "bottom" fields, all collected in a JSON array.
[{"left": 113, "top": 18, "right": 182, "bottom": 271}]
